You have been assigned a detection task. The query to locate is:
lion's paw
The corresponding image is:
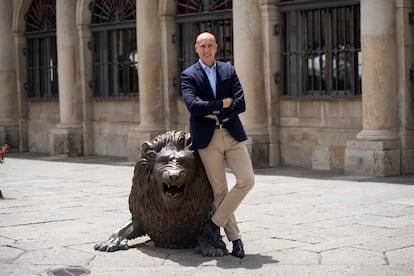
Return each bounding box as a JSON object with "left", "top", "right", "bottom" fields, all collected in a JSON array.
[
  {"left": 195, "top": 245, "right": 228, "bottom": 257},
  {"left": 195, "top": 238, "right": 229, "bottom": 257},
  {"left": 94, "top": 235, "right": 128, "bottom": 252}
]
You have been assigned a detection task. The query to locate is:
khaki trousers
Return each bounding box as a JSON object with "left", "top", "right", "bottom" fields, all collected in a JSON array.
[{"left": 198, "top": 129, "right": 255, "bottom": 241}]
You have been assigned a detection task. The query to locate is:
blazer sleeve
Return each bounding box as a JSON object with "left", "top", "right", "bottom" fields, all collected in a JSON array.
[
  {"left": 181, "top": 69, "right": 225, "bottom": 117},
  {"left": 219, "top": 67, "right": 246, "bottom": 122}
]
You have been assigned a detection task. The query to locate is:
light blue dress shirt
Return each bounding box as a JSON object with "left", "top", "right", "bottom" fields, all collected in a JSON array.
[{"left": 199, "top": 60, "right": 217, "bottom": 98}]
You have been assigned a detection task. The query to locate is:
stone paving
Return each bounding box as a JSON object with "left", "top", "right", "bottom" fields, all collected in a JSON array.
[{"left": 0, "top": 153, "right": 414, "bottom": 275}]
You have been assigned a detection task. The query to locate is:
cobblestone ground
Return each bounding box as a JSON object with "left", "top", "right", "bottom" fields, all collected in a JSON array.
[{"left": 0, "top": 154, "right": 413, "bottom": 275}]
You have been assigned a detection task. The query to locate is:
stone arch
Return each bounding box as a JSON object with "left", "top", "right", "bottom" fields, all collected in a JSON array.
[
  {"left": 12, "top": 0, "right": 32, "bottom": 33},
  {"left": 76, "top": 0, "right": 93, "bottom": 27},
  {"left": 159, "top": 0, "right": 177, "bottom": 16}
]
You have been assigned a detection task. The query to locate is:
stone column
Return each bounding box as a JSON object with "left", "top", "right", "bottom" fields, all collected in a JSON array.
[
  {"left": 233, "top": 0, "right": 269, "bottom": 167},
  {"left": 345, "top": 0, "right": 400, "bottom": 176},
  {"left": 260, "top": 0, "right": 280, "bottom": 167},
  {"left": 50, "top": 0, "right": 83, "bottom": 156},
  {"left": 127, "top": 0, "right": 164, "bottom": 161},
  {"left": 0, "top": 0, "right": 19, "bottom": 149}
]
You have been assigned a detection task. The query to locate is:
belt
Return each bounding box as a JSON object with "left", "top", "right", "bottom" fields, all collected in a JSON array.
[{"left": 215, "top": 124, "right": 225, "bottom": 129}]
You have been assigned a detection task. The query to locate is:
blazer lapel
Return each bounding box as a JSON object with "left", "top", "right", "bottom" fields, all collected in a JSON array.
[
  {"left": 196, "top": 62, "right": 215, "bottom": 99},
  {"left": 215, "top": 62, "right": 223, "bottom": 99}
]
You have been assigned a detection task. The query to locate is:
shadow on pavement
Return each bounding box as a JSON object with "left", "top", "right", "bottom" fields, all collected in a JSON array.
[{"left": 129, "top": 242, "right": 279, "bottom": 269}]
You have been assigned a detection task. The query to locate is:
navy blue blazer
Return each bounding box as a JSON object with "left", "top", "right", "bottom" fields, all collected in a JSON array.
[{"left": 180, "top": 61, "right": 247, "bottom": 149}]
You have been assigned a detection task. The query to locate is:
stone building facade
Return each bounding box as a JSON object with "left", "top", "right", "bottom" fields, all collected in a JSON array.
[{"left": 0, "top": 0, "right": 413, "bottom": 176}]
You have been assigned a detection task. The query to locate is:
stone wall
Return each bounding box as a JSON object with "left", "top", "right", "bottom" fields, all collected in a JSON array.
[
  {"left": 1, "top": 0, "right": 412, "bottom": 175},
  {"left": 27, "top": 102, "right": 60, "bottom": 152},
  {"left": 91, "top": 101, "right": 140, "bottom": 157},
  {"left": 279, "top": 99, "right": 362, "bottom": 170}
]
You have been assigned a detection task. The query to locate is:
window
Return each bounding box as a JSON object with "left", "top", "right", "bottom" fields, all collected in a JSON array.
[
  {"left": 25, "top": 0, "right": 58, "bottom": 99},
  {"left": 90, "top": 0, "right": 138, "bottom": 98},
  {"left": 176, "top": 0, "right": 233, "bottom": 72},
  {"left": 279, "top": 0, "right": 361, "bottom": 98}
]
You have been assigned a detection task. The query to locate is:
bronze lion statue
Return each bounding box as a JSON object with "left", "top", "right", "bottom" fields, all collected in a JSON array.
[{"left": 94, "top": 130, "right": 228, "bottom": 256}]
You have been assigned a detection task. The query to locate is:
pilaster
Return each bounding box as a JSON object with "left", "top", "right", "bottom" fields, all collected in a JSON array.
[
  {"left": 260, "top": 0, "right": 280, "bottom": 167},
  {"left": 50, "top": 125, "right": 83, "bottom": 157},
  {"left": 14, "top": 32, "right": 28, "bottom": 152},
  {"left": 0, "top": 0, "right": 19, "bottom": 149},
  {"left": 345, "top": 139, "right": 401, "bottom": 177},
  {"left": 127, "top": 130, "right": 164, "bottom": 162},
  {"left": 395, "top": 0, "right": 414, "bottom": 174},
  {"left": 77, "top": 25, "right": 94, "bottom": 156},
  {"left": 160, "top": 14, "right": 178, "bottom": 131}
]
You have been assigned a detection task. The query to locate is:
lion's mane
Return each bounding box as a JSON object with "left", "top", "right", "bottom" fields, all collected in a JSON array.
[{"left": 128, "top": 130, "right": 214, "bottom": 248}]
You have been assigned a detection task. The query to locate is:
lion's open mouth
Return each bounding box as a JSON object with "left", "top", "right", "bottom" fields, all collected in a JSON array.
[{"left": 163, "top": 183, "right": 185, "bottom": 199}]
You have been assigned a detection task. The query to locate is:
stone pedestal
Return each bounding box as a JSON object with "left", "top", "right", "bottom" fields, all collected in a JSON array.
[
  {"left": 345, "top": 139, "right": 400, "bottom": 176},
  {"left": 400, "top": 130, "right": 414, "bottom": 175},
  {"left": 0, "top": 123, "right": 19, "bottom": 150},
  {"left": 17, "top": 119, "right": 28, "bottom": 152},
  {"left": 127, "top": 128, "right": 164, "bottom": 162},
  {"left": 246, "top": 134, "right": 269, "bottom": 168},
  {"left": 50, "top": 126, "right": 83, "bottom": 157}
]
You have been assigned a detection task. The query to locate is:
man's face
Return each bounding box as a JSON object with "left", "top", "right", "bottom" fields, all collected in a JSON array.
[{"left": 195, "top": 34, "right": 218, "bottom": 67}]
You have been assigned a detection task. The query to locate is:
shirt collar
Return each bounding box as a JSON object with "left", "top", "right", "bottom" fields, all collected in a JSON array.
[{"left": 199, "top": 59, "right": 216, "bottom": 71}]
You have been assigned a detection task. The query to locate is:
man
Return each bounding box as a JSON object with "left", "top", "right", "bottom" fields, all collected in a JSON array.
[{"left": 180, "top": 32, "right": 255, "bottom": 258}]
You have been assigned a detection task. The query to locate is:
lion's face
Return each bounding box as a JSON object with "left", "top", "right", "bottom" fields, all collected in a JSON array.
[{"left": 152, "top": 144, "right": 197, "bottom": 206}]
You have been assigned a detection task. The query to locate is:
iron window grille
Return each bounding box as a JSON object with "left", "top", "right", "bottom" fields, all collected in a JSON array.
[
  {"left": 279, "top": 0, "right": 361, "bottom": 98},
  {"left": 90, "top": 0, "right": 138, "bottom": 99},
  {"left": 176, "top": 0, "right": 233, "bottom": 73},
  {"left": 25, "top": 0, "right": 58, "bottom": 99}
]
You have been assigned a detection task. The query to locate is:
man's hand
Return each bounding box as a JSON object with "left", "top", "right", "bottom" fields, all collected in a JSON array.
[
  {"left": 204, "top": 114, "right": 217, "bottom": 120},
  {"left": 222, "top": 97, "right": 233, "bottom": 108}
]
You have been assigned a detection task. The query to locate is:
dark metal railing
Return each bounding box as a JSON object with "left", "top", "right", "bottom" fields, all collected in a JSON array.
[
  {"left": 90, "top": 0, "right": 137, "bottom": 99},
  {"left": 25, "top": 0, "right": 58, "bottom": 99},
  {"left": 280, "top": 0, "right": 361, "bottom": 98},
  {"left": 176, "top": 0, "right": 233, "bottom": 70}
]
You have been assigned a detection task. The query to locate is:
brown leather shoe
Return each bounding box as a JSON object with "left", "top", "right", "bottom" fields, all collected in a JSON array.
[{"left": 231, "top": 239, "right": 245, "bottom": 258}]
